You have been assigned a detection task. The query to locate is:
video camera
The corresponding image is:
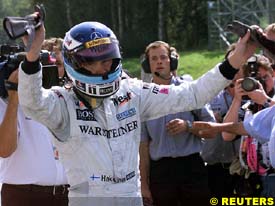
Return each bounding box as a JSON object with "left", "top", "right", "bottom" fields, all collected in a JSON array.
[
  {"left": 0, "top": 44, "right": 24, "bottom": 98},
  {"left": 3, "top": 4, "right": 45, "bottom": 40},
  {"left": 0, "top": 44, "right": 24, "bottom": 55},
  {"left": 2, "top": 4, "right": 45, "bottom": 51},
  {"left": 0, "top": 44, "right": 60, "bottom": 98}
]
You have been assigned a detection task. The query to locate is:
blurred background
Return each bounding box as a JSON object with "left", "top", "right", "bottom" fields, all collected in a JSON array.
[
  {"left": 1, "top": 0, "right": 275, "bottom": 57},
  {"left": 1, "top": 0, "right": 275, "bottom": 79}
]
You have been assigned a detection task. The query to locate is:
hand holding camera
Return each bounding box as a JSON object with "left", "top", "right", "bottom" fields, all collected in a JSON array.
[
  {"left": 238, "top": 76, "right": 268, "bottom": 105},
  {"left": 227, "top": 21, "right": 275, "bottom": 56},
  {"left": 241, "top": 77, "right": 259, "bottom": 92},
  {"left": 3, "top": 4, "right": 45, "bottom": 40},
  {"left": 3, "top": 4, "right": 46, "bottom": 53}
]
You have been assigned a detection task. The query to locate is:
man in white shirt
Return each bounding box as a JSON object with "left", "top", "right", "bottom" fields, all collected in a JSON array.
[{"left": 0, "top": 67, "right": 69, "bottom": 206}]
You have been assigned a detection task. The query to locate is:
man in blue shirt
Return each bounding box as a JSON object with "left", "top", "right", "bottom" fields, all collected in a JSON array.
[{"left": 140, "top": 41, "right": 216, "bottom": 206}]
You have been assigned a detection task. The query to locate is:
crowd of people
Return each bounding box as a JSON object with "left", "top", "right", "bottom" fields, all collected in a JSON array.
[{"left": 1, "top": 11, "right": 275, "bottom": 206}]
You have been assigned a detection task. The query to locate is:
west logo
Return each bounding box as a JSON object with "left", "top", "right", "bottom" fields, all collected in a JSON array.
[
  {"left": 76, "top": 109, "right": 97, "bottom": 121},
  {"left": 111, "top": 92, "right": 132, "bottom": 106}
]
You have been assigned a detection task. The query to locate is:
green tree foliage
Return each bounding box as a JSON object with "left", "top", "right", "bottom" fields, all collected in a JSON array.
[
  {"left": 31, "top": 0, "right": 68, "bottom": 37},
  {"left": 165, "top": 0, "right": 208, "bottom": 50},
  {"left": 0, "top": 0, "right": 32, "bottom": 44},
  {"left": 1, "top": 0, "right": 209, "bottom": 56},
  {"left": 118, "top": 0, "right": 158, "bottom": 56}
]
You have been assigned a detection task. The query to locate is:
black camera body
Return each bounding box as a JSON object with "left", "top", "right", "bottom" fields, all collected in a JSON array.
[
  {"left": 241, "top": 56, "right": 267, "bottom": 105},
  {"left": 0, "top": 44, "right": 24, "bottom": 55},
  {"left": 241, "top": 56, "right": 260, "bottom": 92},
  {"left": 0, "top": 44, "right": 59, "bottom": 98},
  {"left": 241, "top": 77, "right": 259, "bottom": 92},
  {"left": 0, "top": 44, "right": 24, "bottom": 98}
]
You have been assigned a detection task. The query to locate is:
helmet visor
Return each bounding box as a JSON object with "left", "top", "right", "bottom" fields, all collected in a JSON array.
[{"left": 73, "top": 38, "right": 121, "bottom": 64}]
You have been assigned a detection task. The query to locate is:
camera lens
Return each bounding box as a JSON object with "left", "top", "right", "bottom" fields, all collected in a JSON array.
[{"left": 241, "top": 77, "right": 258, "bottom": 92}]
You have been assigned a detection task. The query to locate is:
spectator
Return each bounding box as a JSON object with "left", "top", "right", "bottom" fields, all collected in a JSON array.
[
  {"left": 222, "top": 55, "right": 275, "bottom": 197},
  {"left": 42, "top": 37, "right": 66, "bottom": 79},
  {"left": 18, "top": 20, "right": 255, "bottom": 206},
  {"left": 139, "top": 40, "right": 216, "bottom": 206},
  {"left": 0, "top": 67, "right": 68, "bottom": 206},
  {"left": 140, "top": 43, "right": 181, "bottom": 83},
  {"left": 192, "top": 56, "right": 275, "bottom": 197},
  {"left": 264, "top": 23, "right": 275, "bottom": 40}
]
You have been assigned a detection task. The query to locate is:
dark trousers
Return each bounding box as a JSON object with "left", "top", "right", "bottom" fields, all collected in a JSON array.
[
  {"left": 149, "top": 153, "right": 209, "bottom": 206},
  {"left": 1, "top": 183, "right": 69, "bottom": 206},
  {"left": 207, "top": 163, "right": 235, "bottom": 197}
]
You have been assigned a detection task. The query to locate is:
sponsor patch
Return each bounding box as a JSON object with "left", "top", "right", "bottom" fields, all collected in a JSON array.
[
  {"left": 99, "top": 86, "right": 113, "bottom": 95},
  {"left": 159, "top": 87, "right": 169, "bottom": 94},
  {"left": 79, "top": 120, "right": 138, "bottom": 139},
  {"left": 111, "top": 92, "right": 132, "bottom": 106},
  {"left": 116, "top": 108, "right": 136, "bottom": 121},
  {"left": 85, "top": 38, "right": 111, "bottom": 48},
  {"left": 76, "top": 109, "right": 97, "bottom": 121}
]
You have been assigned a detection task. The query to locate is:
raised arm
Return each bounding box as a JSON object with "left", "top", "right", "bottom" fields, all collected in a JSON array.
[
  {"left": 18, "top": 21, "right": 69, "bottom": 140},
  {"left": 140, "top": 31, "right": 257, "bottom": 122},
  {"left": 222, "top": 79, "right": 245, "bottom": 141}
]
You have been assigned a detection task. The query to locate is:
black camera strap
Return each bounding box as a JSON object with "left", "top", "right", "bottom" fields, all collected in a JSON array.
[{"left": 4, "top": 80, "right": 18, "bottom": 91}]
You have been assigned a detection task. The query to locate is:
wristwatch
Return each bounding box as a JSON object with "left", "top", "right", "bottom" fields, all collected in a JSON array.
[
  {"left": 186, "top": 120, "right": 193, "bottom": 132},
  {"left": 263, "top": 98, "right": 272, "bottom": 108}
]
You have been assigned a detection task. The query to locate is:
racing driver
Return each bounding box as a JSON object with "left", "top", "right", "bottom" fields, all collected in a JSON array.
[{"left": 18, "top": 20, "right": 256, "bottom": 206}]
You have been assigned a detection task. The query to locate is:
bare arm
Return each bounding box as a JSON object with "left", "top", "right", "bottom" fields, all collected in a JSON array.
[
  {"left": 220, "top": 121, "right": 248, "bottom": 136},
  {"left": 222, "top": 80, "right": 244, "bottom": 141},
  {"left": 192, "top": 121, "right": 248, "bottom": 138},
  {"left": 0, "top": 71, "right": 19, "bottom": 157}
]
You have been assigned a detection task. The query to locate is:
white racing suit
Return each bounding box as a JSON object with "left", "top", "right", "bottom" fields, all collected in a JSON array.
[{"left": 18, "top": 63, "right": 231, "bottom": 205}]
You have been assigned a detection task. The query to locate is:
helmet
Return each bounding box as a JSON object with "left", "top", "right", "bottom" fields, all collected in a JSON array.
[{"left": 63, "top": 21, "right": 122, "bottom": 98}]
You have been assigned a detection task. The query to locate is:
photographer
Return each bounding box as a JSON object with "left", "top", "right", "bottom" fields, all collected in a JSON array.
[
  {"left": 224, "top": 55, "right": 275, "bottom": 197},
  {"left": 42, "top": 37, "right": 66, "bottom": 80},
  {"left": 0, "top": 57, "right": 68, "bottom": 205},
  {"left": 195, "top": 55, "right": 275, "bottom": 197},
  {"left": 17, "top": 13, "right": 256, "bottom": 205}
]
